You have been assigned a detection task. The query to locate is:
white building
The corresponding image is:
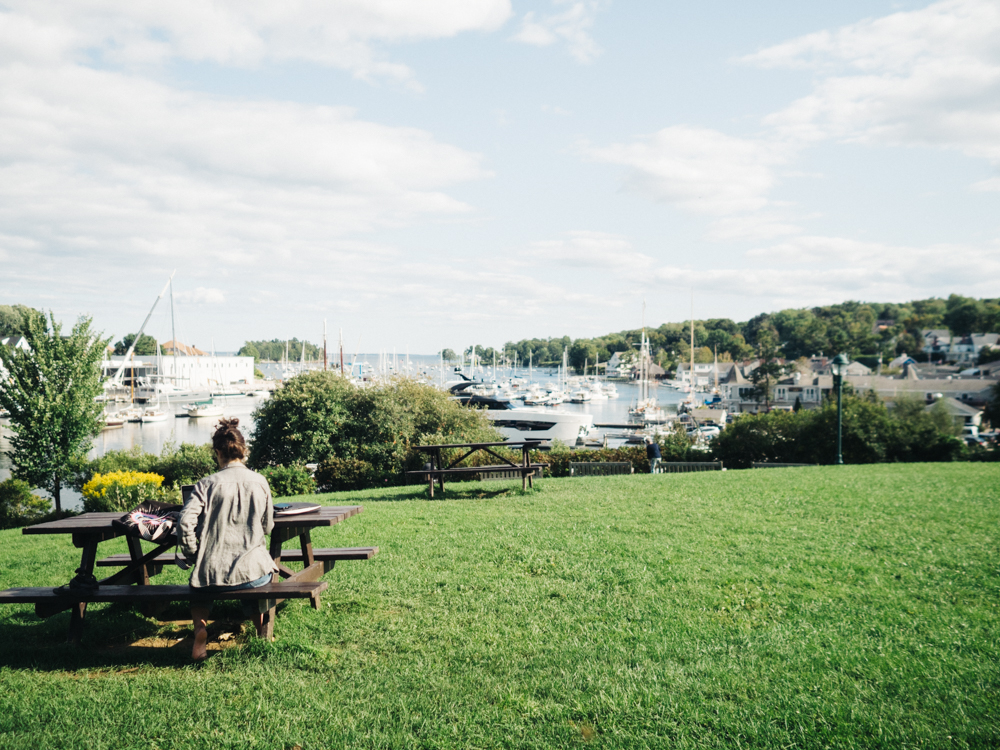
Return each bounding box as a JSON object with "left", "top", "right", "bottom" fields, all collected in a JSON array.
[{"left": 106, "top": 354, "right": 255, "bottom": 392}]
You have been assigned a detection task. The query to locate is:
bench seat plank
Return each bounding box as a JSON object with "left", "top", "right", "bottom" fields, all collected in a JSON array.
[
  {"left": 405, "top": 464, "right": 545, "bottom": 476},
  {"left": 96, "top": 547, "right": 378, "bottom": 568},
  {"left": 0, "top": 581, "right": 327, "bottom": 605}
]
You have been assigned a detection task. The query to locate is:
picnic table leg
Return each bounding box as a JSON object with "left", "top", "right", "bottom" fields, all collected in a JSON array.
[
  {"left": 66, "top": 539, "right": 99, "bottom": 644},
  {"left": 299, "top": 531, "right": 321, "bottom": 610},
  {"left": 68, "top": 602, "right": 87, "bottom": 644},
  {"left": 436, "top": 449, "right": 444, "bottom": 496},
  {"left": 126, "top": 536, "right": 150, "bottom": 586}
]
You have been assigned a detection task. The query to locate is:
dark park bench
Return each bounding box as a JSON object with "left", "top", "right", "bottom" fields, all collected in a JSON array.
[
  {"left": 657, "top": 461, "right": 724, "bottom": 473},
  {"left": 751, "top": 462, "right": 817, "bottom": 469},
  {"left": 569, "top": 462, "right": 634, "bottom": 476}
]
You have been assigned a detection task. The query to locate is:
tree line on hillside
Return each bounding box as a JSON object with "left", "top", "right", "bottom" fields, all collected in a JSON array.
[
  {"left": 494, "top": 295, "right": 1000, "bottom": 373},
  {"left": 238, "top": 339, "right": 322, "bottom": 362}
]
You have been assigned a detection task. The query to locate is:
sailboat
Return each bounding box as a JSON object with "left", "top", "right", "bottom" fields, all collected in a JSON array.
[{"left": 141, "top": 339, "right": 169, "bottom": 422}]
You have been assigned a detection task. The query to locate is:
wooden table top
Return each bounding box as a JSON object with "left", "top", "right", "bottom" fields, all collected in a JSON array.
[
  {"left": 22, "top": 505, "right": 363, "bottom": 536},
  {"left": 411, "top": 440, "right": 541, "bottom": 450}
]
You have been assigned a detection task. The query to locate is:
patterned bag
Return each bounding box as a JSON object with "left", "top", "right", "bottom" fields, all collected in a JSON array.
[{"left": 113, "top": 500, "right": 182, "bottom": 542}]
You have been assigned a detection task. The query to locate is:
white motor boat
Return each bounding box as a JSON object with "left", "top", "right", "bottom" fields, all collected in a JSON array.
[
  {"left": 569, "top": 390, "right": 592, "bottom": 404},
  {"left": 188, "top": 402, "right": 224, "bottom": 418},
  {"left": 460, "top": 395, "right": 593, "bottom": 444}
]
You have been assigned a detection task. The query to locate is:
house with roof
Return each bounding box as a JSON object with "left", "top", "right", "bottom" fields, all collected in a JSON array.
[
  {"left": 921, "top": 330, "right": 1000, "bottom": 364},
  {"left": 0, "top": 335, "right": 31, "bottom": 379},
  {"left": 926, "top": 397, "right": 983, "bottom": 433},
  {"left": 161, "top": 340, "right": 208, "bottom": 357}
]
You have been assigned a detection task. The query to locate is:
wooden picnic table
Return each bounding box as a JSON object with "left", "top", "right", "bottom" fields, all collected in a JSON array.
[
  {"left": 408, "top": 440, "right": 544, "bottom": 497},
  {"left": 11, "top": 505, "right": 366, "bottom": 642}
]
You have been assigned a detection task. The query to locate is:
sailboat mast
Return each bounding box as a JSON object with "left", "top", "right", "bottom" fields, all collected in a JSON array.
[
  {"left": 169, "top": 277, "right": 178, "bottom": 391},
  {"left": 689, "top": 293, "right": 695, "bottom": 399},
  {"left": 339, "top": 328, "right": 344, "bottom": 374},
  {"left": 323, "top": 319, "right": 328, "bottom": 372}
]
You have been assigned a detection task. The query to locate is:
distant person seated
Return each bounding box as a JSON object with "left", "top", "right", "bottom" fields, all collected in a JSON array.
[
  {"left": 179, "top": 418, "right": 278, "bottom": 660},
  {"left": 645, "top": 435, "right": 661, "bottom": 474}
]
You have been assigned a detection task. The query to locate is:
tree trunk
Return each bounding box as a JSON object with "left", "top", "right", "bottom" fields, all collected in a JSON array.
[{"left": 53, "top": 475, "right": 62, "bottom": 514}]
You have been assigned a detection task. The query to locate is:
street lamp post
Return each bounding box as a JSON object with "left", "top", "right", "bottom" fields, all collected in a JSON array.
[{"left": 830, "top": 353, "right": 850, "bottom": 465}]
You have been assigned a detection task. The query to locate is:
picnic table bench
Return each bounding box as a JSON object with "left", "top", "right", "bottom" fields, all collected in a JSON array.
[
  {"left": 569, "top": 462, "right": 634, "bottom": 476},
  {"left": 1, "top": 505, "right": 375, "bottom": 643},
  {"left": 407, "top": 440, "right": 545, "bottom": 497}
]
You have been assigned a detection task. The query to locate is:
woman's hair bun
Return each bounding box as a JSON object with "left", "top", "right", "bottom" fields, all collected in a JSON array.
[{"left": 212, "top": 417, "right": 247, "bottom": 462}]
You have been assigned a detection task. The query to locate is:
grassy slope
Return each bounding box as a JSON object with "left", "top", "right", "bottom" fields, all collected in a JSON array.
[{"left": 0, "top": 464, "right": 997, "bottom": 749}]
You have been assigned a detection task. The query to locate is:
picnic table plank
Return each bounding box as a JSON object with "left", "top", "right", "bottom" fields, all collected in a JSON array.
[{"left": 411, "top": 440, "right": 540, "bottom": 450}]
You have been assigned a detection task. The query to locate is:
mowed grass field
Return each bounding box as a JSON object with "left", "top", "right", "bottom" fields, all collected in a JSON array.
[{"left": 0, "top": 463, "right": 997, "bottom": 749}]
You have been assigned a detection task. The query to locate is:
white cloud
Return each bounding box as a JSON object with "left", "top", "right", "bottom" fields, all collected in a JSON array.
[
  {"left": 0, "top": 61, "right": 488, "bottom": 277},
  {"left": 743, "top": 0, "right": 1000, "bottom": 164},
  {"left": 703, "top": 215, "right": 801, "bottom": 243},
  {"left": 525, "top": 231, "right": 654, "bottom": 269},
  {"left": 972, "top": 176, "right": 1000, "bottom": 191},
  {"left": 512, "top": 1, "right": 604, "bottom": 63},
  {"left": 586, "top": 125, "right": 789, "bottom": 215},
  {"left": 176, "top": 287, "right": 226, "bottom": 305},
  {"left": 1, "top": 1, "right": 512, "bottom": 85}
]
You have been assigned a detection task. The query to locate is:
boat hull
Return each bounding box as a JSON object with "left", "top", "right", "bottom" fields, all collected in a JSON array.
[{"left": 486, "top": 407, "right": 593, "bottom": 444}]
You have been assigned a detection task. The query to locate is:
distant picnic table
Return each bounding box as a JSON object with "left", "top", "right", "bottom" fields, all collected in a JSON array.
[
  {"left": 0, "top": 506, "right": 375, "bottom": 643},
  {"left": 408, "top": 440, "right": 545, "bottom": 497}
]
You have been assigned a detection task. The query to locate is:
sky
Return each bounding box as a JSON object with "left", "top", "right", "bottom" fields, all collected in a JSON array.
[{"left": 1, "top": 0, "right": 998, "bottom": 354}]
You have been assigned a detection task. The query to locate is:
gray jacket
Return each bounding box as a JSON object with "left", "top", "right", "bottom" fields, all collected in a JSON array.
[{"left": 179, "top": 463, "right": 277, "bottom": 588}]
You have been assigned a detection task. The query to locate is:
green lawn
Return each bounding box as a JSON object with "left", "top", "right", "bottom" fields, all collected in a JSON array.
[{"left": 0, "top": 464, "right": 997, "bottom": 749}]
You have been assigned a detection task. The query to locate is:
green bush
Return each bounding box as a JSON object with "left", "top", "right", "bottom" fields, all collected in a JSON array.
[
  {"left": 314, "top": 457, "right": 380, "bottom": 492},
  {"left": 711, "top": 392, "right": 967, "bottom": 468},
  {"left": 0, "top": 478, "right": 50, "bottom": 529},
  {"left": 260, "top": 463, "right": 316, "bottom": 498},
  {"left": 249, "top": 373, "right": 500, "bottom": 486}
]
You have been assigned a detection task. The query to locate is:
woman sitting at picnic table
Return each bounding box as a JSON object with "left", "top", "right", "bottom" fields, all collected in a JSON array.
[{"left": 179, "top": 418, "right": 278, "bottom": 660}]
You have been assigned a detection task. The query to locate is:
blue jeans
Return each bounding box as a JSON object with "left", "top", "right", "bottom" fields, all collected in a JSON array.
[
  {"left": 649, "top": 458, "right": 661, "bottom": 474},
  {"left": 191, "top": 573, "right": 272, "bottom": 615}
]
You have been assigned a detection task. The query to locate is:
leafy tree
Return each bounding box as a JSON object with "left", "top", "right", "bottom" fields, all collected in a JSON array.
[
  {"left": 710, "top": 410, "right": 804, "bottom": 469},
  {"left": 983, "top": 382, "right": 1000, "bottom": 431},
  {"left": 568, "top": 340, "right": 598, "bottom": 372},
  {"left": 0, "top": 313, "right": 109, "bottom": 512},
  {"left": 0, "top": 305, "right": 44, "bottom": 338},
  {"left": 113, "top": 332, "right": 160, "bottom": 356},
  {"left": 440, "top": 348, "right": 458, "bottom": 363},
  {"left": 239, "top": 341, "right": 261, "bottom": 362},
  {"left": 943, "top": 294, "right": 984, "bottom": 336},
  {"left": 248, "top": 372, "right": 499, "bottom": 486},
  {"left": 750, "top": 330, "right": 785, "bottom": 411}
]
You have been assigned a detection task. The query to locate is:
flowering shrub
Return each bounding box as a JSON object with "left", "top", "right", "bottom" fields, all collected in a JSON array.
[{"left": 81, "top": 470, "right": 165, "bottom": 512}]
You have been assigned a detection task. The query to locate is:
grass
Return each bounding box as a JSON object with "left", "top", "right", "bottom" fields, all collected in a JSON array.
[{"left": 0, "top": 463, "right": 997, "bottom": 749}]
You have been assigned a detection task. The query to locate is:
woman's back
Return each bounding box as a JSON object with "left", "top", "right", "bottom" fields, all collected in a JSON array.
[{"left": 179, "top": 463, "right": 275, "bottom": 588}]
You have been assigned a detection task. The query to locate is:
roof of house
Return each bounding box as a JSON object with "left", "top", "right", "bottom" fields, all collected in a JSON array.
[
  {"left": 926, "top": 397, "right": 982, "bottom": 417},
  {"left": 161, "top": 339, "right": 208, "bottom": 356}
]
